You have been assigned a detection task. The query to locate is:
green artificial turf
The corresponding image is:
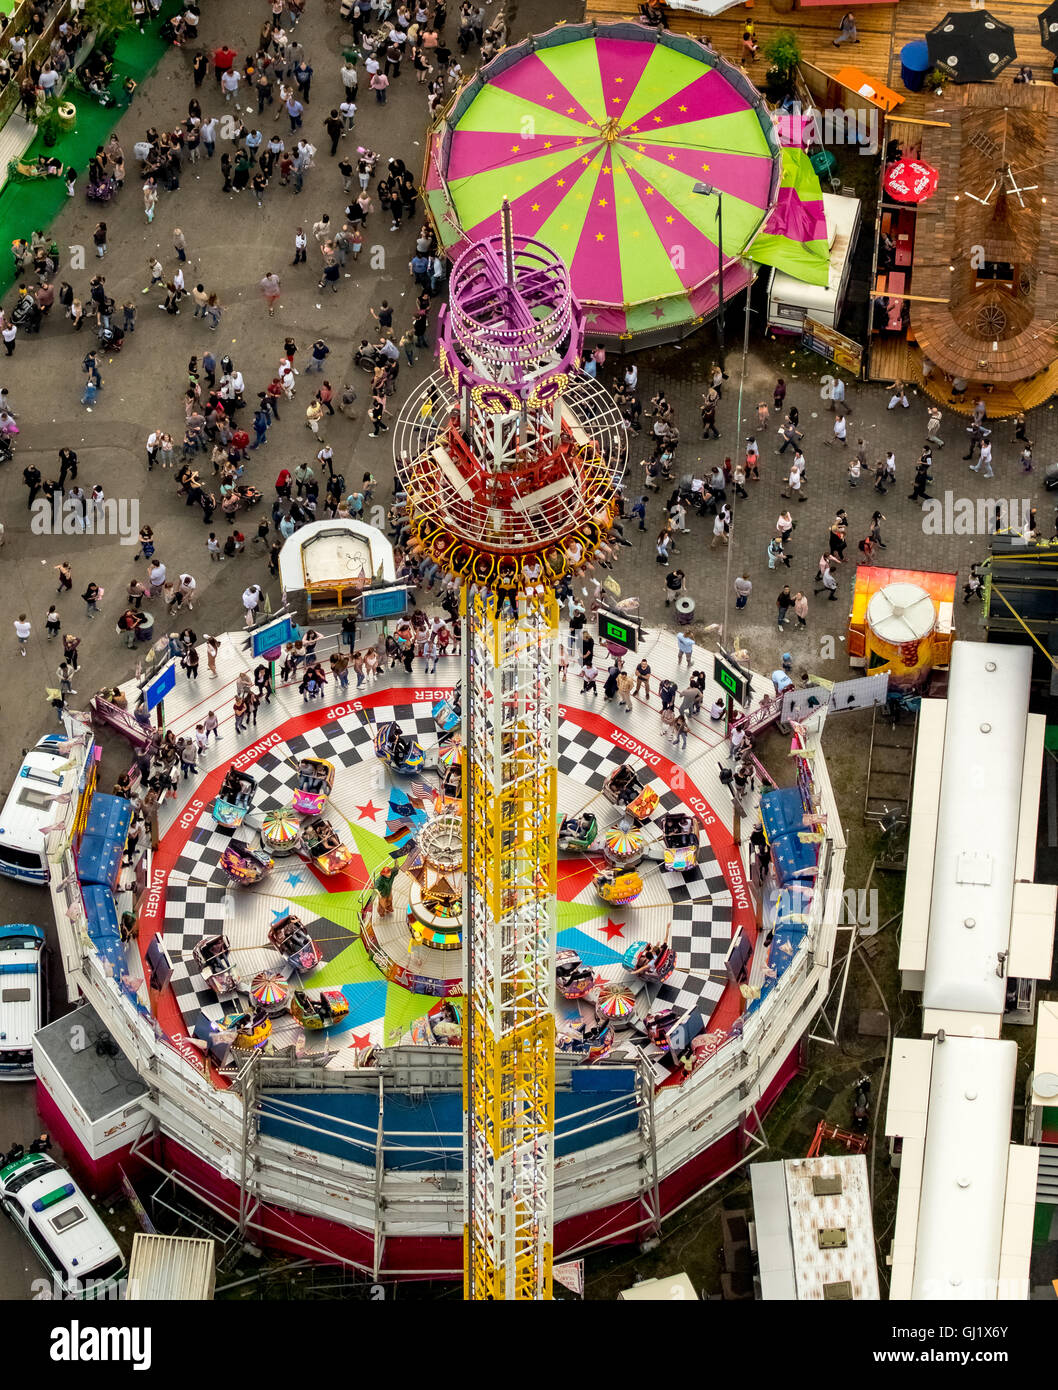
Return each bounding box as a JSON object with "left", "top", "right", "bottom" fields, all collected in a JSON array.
[{"left": 0, "top": 12, "right": 177, "bottom": 296}]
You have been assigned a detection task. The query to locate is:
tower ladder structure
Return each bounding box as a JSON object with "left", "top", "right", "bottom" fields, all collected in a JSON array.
[{"left": 394, "top": 201, "right": 626, "bottom": 1298}]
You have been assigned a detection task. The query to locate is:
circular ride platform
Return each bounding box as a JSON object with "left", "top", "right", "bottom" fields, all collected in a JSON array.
[{"left": 146, "top": 666, "right": 751, "bottom": 1063}]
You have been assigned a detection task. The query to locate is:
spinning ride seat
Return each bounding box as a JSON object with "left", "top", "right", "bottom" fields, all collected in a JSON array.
[
  {"left": 410, "top": 1002, "right": 462, "bottom": 1045},
  {"left": 212, "top": 768, "right": 256, "bottom": 829},
  {"left": 267, "top": 912, "right": 323, "bottom": 973},
  {"left": 644, "top": 1006, "right": 679, "bottom": 1049},
  {"left": 660, "top": 812, "right": 701, "bottom": 872},
  {"left": 558, "top": 812, "right": 598, "bottom": 853},
  {"left": 292, "top": 757, "right": 335, "bottom": 816},
  {"left": 374, "top": 720, "right": 426, "bottom": 774},
  {"left": 301, "top": 817, "right": 355, "bottom": 875},
  {"left": 432, "top": 690, "right": 461, "bottom": 736},
  {"left": 224, "top": 1009, "right": 272, "bottom": 1051},
  {"left": 290, "top": 988, "right": 350, "bottom": 1030},
  {"left": 555, "top": 947, "right": 595, "bottom": 1000},
  {"left": 622, "top": 940, "right": 676, "bottom": 983},
  {"left": 602, "top": 765, "right": 659, "bottom": 824},
  {"left": 594, "top": 868, "right": 644, "bottom": 905},
  {"left": 219, "top": 839, "right": 274, "bottom": 886},
  {"left": 192, "top": 934, "right": 239, "bottom": 999}
]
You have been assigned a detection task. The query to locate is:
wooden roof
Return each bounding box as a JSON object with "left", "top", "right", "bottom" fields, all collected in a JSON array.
[{"left": 911, "top": 84, "right": 1058, "bottom": 384}]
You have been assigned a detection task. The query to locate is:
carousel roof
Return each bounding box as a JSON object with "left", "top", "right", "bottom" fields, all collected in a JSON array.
[{"left": 911, "top": 84, "right": 1058, "bottom": 384}]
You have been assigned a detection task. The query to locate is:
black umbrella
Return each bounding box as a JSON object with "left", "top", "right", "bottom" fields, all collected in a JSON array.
[
  {"left": 926, "top": 10, "right": 1017, "bottom": 82},
  {"left": 1040, "top": 1, "right": 1058, "bottom": 55}
]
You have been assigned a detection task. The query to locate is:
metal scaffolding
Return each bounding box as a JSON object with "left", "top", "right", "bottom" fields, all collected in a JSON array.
[{"left": 463, "top": 587, "right": 558, "bottom": 1300}]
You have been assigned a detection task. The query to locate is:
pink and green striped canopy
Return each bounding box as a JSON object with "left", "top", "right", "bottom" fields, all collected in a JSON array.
[{"left": 426, "top": 25, "right": 783, "bottom": 342}]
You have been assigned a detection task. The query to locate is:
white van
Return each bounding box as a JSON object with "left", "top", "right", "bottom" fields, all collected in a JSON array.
[
  {"left": 0, "top": 1151, "right": 126, "bottom": 1297},
  {"left": 0, "top": 923, "right": 45, "bottom": 1078},
  {"left": 0, "top": 735, "right": 79, "bottom": 885}
]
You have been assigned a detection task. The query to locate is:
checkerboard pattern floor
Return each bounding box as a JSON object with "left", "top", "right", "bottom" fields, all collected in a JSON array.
[{"left": 145, "top": 635, "right": 746, "bottom": 1059}]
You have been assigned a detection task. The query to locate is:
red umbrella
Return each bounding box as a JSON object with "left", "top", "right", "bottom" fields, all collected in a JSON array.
[{"left": 884, "top": 159, "right": 940, "bottom": 204}]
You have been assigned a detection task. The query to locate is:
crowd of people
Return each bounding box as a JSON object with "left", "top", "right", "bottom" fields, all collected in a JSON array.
[{"left": 0, "top": 0, "right": 1037, "bottom": 788}]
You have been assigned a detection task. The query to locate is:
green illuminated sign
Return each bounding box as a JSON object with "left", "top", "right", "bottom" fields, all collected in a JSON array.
[
  {"left": 713, "top": 655, "right": 750, "bottom": 707},
  {"left": 598, "top": 613, "right": 638, "bottom": 652}
]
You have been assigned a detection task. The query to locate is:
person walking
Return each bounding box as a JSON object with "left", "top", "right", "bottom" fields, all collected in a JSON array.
[
  {"left": 776, "top": 584, "right": 795, "bottom": 629},
  {"left": 793, "top": 591, "right": 808, "bottom": 628},
  {"left": 82, "top": 581, "right": 101, "bottom": 618},
  {"left": 634, "top": 656, "right": 652, "bottom": 702},
  {"left": 971, "top": 438, "right": 995, "bottom": 479},
  {"left": 14, "top": 614, "right": 30, "bottom": 655},
  {"left": 734, "top": 573, "right": 752, "bottom": 609},
  {"left": 833, "top": 11, "right": 859, "bottom": 45},
  {"left": 926, "top": 406, "right": 944, "bottom": 448},
  {"left": 616, "top": 668, "right": 633, "bottom": 712}
]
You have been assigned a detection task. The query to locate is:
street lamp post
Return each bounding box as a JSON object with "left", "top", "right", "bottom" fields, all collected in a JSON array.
[{"left": 693, "top": 181, "right": 725, "bottom": 371}]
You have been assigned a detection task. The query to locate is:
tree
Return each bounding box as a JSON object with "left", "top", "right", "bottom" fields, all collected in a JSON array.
[
  {"left": 763, "top": 29, "right": 802, "bottom": 100},
  {"left": 83, "top": 0, "right": 134, "bottom": 55}
]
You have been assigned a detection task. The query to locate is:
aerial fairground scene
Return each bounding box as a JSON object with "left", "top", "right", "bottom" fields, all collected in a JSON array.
[{"left": 0, "top": 0, "right": 1056, "bottom": 1347}]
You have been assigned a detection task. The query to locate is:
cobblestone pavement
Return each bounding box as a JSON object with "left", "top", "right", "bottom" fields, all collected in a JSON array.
[
  {"left": 0, "top": 0, "right": 1053, "bottom": 779},
  {"left": 593, "top": 332, "right": 1055, "bottom": 684}
]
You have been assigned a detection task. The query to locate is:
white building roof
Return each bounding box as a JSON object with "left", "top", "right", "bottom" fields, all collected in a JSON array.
[
  {"left": 886, "top": 1035, "right": 1036, "bottom": 1301},
  {"left": 751, "top": 1155, "right": 879, "bottom": 1300}
]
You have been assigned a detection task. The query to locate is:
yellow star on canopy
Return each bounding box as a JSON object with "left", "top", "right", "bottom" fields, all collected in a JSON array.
[
  {"left": 678, "top": 105, "right": 687, "bottom": 112},
  {"left": 557, "top": 179, "right": 565, "bottom": 187},
  {"left": 581, "top": 156, "right": 590, "bottom": 164},
  {"left": 598, "top": 198, "right": 608, "bottom": 207},
  {"left": 636, "top": 144, "right": 645, "bottom": 152},
  {"left": 615, "top": 76, "right": 624, "bottom": 83},
  {"left": 645, "top": 186, "right": 654, "bottom": 194},
  {"left": 575, "top": 137, "right": 583, "bottom": 145},
  {"left": 602, "top": 165, "right": 611, "bottom": 174},
  {"left": 701, "top": 163, "right": 710, "bottom": 172},
  {"left": 653, "top": 115, "right": 662, "bottom": 122},
  {"left": 665, "top": 216, "right": 674, "bottom": 223},
  {"left": 546, "top": 93, "right": 554, "bottom": 100},
  {"left": 667, "top": 153, "right": 675, "bottom": 160},
  {"left": 544, "top": 141, "right": 553, "bottom": 149},
  {"left": 511, "top": 145, "right": 520, "bottom": 153},
  {"left": 531, "top": 203, "right": 540, "bottom": 211},
  {"left": 567, "top": 106, "right": 575, "bottom": 114},
  {"left": 595, "top": 233, "right": 605, "bottom": 241}
]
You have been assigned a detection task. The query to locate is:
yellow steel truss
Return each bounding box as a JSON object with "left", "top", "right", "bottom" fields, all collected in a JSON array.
[{"left": 463, "top": 587, "right": 557, "bottom": 1300}]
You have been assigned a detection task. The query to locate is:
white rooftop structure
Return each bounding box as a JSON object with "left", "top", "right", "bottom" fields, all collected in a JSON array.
[
  {"left": 750, "top": 1155, "right": 879, "bottom": 1300},
  {"left": 898, "top": 640, "right": 1056, "bottom": 1037},
  {"left": 885, "top": 1035, "right": 1037, "bottom": 1300},
  {"left": 278, "top": 519, "right": 395, "bottom": 612}
]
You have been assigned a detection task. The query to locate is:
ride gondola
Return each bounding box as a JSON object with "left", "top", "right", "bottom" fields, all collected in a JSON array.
[
  {"left": 290, "top": 988, "right": 350, "bottom": 1030},
  {"left": 594, "top": 867, "right": 644, "bottom": 905},
  {"left": 602, "top": 764, "right": 659, "bottom": 824},
  {"left": 659, "top": 812, "right": 701, "bottom": 872},
  {"left": 291, "top": 757, "right": 335, "bottom": 817},
  {"left": 555, "top": 947, "right": 595, "bottom": 999},
  {"left": 191, "top": 934, "right": 239, "bottom": 999},
  {"left": 300, "top": 817, "right": 355, "bottom": 875},
  {"left": 558, "top": 812, "right": 598, "bottom": 853},
  {"left": 219, "top": 839, "right": 274, "bottom": 886},
  {"left": 410, "top": 1000, "right": 461, "bottom": 1045},
  {"left": 267, "top": 913, "right": 322, "bottom": 974},
  {"left": 212, "top": 767, "right": 256, "bottom": 829},
  {"left": 432, "top": 685, "right": 461, "bottom": 736},
  {"left": 373, "top": 720, "right": 425, "bottom": 774},
  {"left": 622, "top": 940, "right": 676, "bottom": 983}
]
